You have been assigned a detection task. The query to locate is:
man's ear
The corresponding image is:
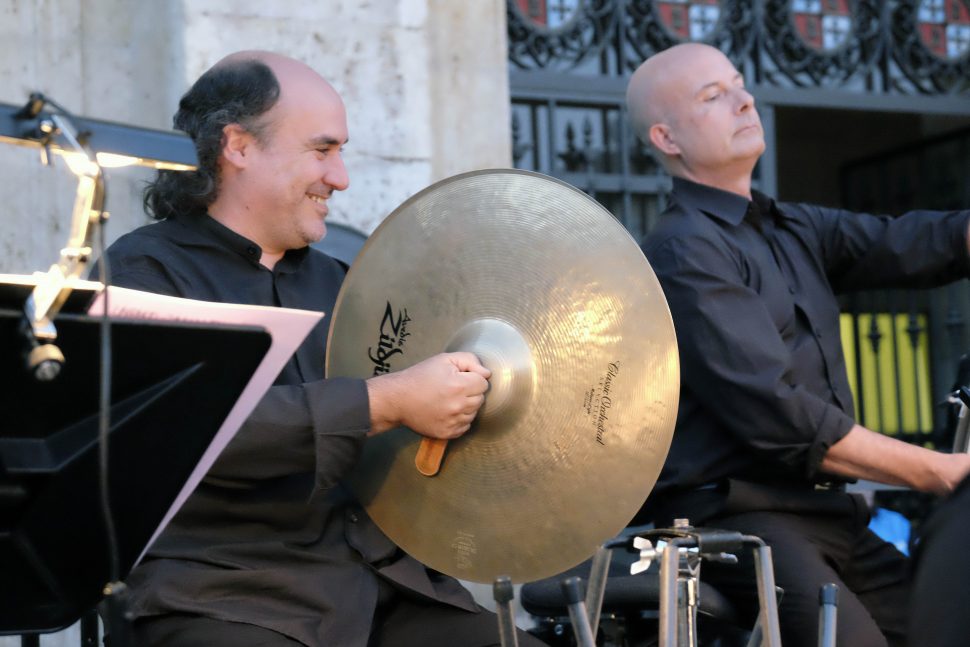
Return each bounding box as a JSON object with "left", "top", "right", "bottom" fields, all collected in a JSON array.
[
  {"left": 221, "top": 123, "right": 255, "bottom": 169},
  {"left": 648, "top": 123, "right": 680, "bottom": 156}
]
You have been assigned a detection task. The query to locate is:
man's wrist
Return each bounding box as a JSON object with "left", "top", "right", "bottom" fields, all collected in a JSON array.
[{"left": 366, "top": 373, "right": 403, "bottom": 436}]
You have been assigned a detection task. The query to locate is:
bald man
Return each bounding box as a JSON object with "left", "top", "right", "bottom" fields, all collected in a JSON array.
[
  {"left": 627, "top": 43, "right": 970, "bottom": 647},
  {"left": 101, "top": 52, "right": 546, "bottom": 647}
]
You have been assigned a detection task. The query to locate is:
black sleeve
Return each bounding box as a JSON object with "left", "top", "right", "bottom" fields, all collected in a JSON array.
[
  {"left": 207, "top": 377, "right": 370, "bottom": 493},
  {"left": 798, "top": 204, "right": 970, "bottom": 293}
]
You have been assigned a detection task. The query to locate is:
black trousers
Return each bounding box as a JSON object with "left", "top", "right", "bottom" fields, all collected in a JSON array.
[
  {"left": 654, "top": 483, "right": 910, "bottom": 647},
  {"left": 908, "top": 475, "right": 970, "bottom": 647},
  {"left": 131, "top": 599, "right": 548, "bottom": 647}
]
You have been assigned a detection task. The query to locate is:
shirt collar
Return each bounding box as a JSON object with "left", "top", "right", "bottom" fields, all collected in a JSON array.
[
  {"left": 670, "top": 175, "right": 779, "bottom": 227},
  {"left": 188, "top": 214, "right": 310, "bottom": 272}
]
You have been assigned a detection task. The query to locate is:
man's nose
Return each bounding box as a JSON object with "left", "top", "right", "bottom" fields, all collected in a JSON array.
[
  {"left": 735, "top": 87, "right": 755, "bottom": 113},
  {"left": 325, "top": 155, "right": 350, "bottom": 192}
]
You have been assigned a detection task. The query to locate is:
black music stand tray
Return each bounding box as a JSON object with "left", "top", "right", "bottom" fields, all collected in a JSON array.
[{"left": 0, "top": 307, "right": 271, "bottom": 636}]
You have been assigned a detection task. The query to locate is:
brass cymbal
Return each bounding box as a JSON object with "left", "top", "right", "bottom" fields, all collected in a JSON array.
[{"left": 326, "top": 169, "right": 678, "bottom": 584}]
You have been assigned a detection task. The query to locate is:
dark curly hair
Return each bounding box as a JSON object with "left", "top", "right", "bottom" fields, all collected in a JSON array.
[{"left": 144, "top": 58, "right": 281, "bottom": 220}]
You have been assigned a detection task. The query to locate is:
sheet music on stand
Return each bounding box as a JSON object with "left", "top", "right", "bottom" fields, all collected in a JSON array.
[{"left": 86, "top": 283, "right": 324, "bottom": 561}]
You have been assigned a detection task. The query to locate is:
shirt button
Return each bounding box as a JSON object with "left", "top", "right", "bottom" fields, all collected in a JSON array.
[
  {"left": 348, "top": 512, "right": 359, "bottom": 523},
  {"left": 788, "top": 286, "right": 795, "bottom": 294},
  {"left": 246, "top": 245, "right": 258, "bottom": 256}
]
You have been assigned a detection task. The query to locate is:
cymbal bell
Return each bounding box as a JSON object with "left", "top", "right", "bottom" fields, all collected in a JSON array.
[{"left": 326, "top": 169, "right": 678, "bottom": 583}]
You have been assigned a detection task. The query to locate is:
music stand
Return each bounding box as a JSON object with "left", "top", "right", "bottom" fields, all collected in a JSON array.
[{"left": 0, "top": 307, "right": 270, "bottom": 636}]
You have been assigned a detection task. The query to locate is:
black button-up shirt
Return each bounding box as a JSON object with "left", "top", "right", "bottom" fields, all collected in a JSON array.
[
  {"left": 102, "top": 214, "right": 476, "bottom": 646},
  {"left": 642, "top": 177, "right": 970, "bottom": 499}
]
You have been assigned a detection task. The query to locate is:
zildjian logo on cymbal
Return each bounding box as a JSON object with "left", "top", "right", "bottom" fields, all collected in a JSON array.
[{"left": 368, "top": 301, "right": 412, "bottom": 376}]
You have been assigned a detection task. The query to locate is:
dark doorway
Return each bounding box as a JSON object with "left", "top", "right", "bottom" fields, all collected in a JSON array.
[{"left": 774, "top": 107, "right": 970, "bottom": 208}]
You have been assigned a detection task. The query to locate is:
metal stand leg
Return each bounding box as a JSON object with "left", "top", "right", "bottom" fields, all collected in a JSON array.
[
  {"left": 749, "top": 540, "right": 783, "bottom": 647},
  {"left": 585, "top": 545, "right": 612, "bottom": 641},
  {"left": 744, "top": 623, "right": 763, "bottom": 647},
  {"left": 493, "top": 576, "right": 520, "bottom": 647},
  {"left": 818, "top": 583, "right": 838, "bottom": 647},
  {"left": 951, "top": 390, "right": 970, "bottom": 453},
  {"left": 561, "top": 576, "right": 597, "bottom": 647},
  {"left": 659, "top": 537, "right": 681, "bottom": 647},
  {"left": 677, "top": 549, "right": 700, "bottom": 647},
  {"left": 657, "top": 536, "right": 703, "bottom": 647}
]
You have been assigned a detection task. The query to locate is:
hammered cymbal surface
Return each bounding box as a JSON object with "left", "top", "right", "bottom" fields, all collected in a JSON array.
[{"left": 326, "top": 169, "right": 678, "bottom": 583}]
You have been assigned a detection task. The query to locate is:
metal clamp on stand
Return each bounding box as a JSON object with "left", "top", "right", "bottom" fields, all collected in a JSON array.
[{"left": 627, "top": 519, "right": 783, "bottom": 647}]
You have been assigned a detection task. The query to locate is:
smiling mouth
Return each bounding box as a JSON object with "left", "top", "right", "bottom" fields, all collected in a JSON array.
[{"left": 307, "top": 193, "right": 329, "bottom": 204}]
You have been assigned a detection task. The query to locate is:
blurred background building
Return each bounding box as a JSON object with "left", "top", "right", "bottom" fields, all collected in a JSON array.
[{"left": 3, "top": 0, "right": 970, "bottom": 644}]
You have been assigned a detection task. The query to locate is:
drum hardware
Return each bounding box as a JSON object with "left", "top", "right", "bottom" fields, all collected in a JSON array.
[
  {"left": 621, "top": 524, "right": 840, "bottom": 647},
  {"left": 520, "top": 526, "right": 757, "bottom": 646},
  {"left": 531, "top": 521, "right": 783, "bottom": 647},
  {"left": 623, "top": 521, "right": 782, "bottom": 647}
]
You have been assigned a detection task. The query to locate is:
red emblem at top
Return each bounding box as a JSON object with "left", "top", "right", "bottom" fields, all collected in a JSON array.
[
  {"left": 917, "top": 0, "right": 970, "bottom": 61},
  {"left": 655, "top": 1, "right": 723, "bottom": 42},
  {"left": 791, "top": 0, "right": 853, "bottom": 54},
  {"left": 514, "top": 0, "right": 584, "bottom": 31}
]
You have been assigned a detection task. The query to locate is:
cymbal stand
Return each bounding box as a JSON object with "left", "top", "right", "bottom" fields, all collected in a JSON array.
[{"left": 630, "top": 521, "right": 783, "bottom": 647}]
